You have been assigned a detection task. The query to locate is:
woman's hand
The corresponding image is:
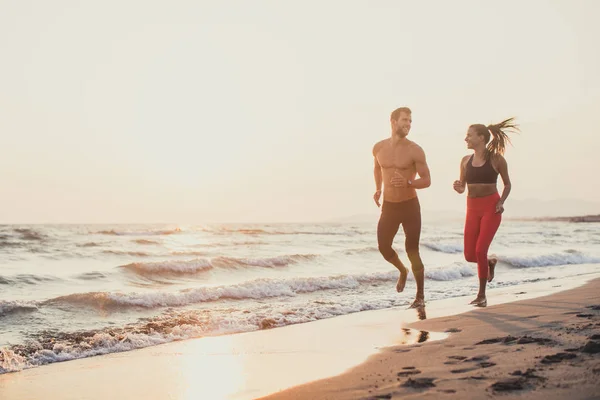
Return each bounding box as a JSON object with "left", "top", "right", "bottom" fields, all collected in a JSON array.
[
  {"left": 453, "top": 180, "right": 465, "bottom": 194},
  {"left": 495, "top": 201, "right": 505, "bottom": 214}
]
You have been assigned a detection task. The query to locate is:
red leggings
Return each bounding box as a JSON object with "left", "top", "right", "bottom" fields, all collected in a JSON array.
[{"left": 464, "top": 193, "right": 502, "bottom": 280}]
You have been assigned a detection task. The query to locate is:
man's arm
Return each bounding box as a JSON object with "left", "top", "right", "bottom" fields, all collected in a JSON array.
[
  {"left": 372, "top": 142, "right": 383, "bottom": 192},
  {"left": 372, "top": 142, "right": 383, "bottom": 207},
  {"left": 410, "top": 145, "right": 431, "bottom": 189},
  {"left": 373, "top": 157, "right": 382, "bottom": 191}
]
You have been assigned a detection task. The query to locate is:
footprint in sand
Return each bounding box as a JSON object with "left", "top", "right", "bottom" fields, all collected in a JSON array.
[
  {"left": 510, "top": 369, "right": 546, "bottom": 381},
  {"left": 448, "top": 355, "right": 468, "bottom": 360},
  {"left": 516, "top": 336, "right": 554, "bottom": 345},
  {"left": 400, "top": 377, "right": 436, "bottom": 389},
  {"left": 478, "top": 362, "right": 497, "bottom": 368},
  {"left": 459, "top": 375, "right": 487, "bottom": 381},
  {"left": 476, "top": 335, "right": 553, "bottom": 346},
  {"left": 540, "top": 352, "right": 577, "bottom": 364},
  {"left": 451, "top": 367, "right": 478, "bottom": 374},
  {"left": 397, "top": 369, "right": 422, "bottom": 377},
  {"left": 365, "top": 394, "right": 392, "bottom": 400},
  {"left": 466, "top": 355, "right": 490, "bottom": 362},
  {"left": 445, "top": 328, "right": 462, "bottom": 333},
  {"left": 475, "top": 337, "right": 504, "bottom": 345},
  {"left": 582, "top": 340, "right": 600, "bottom": 354},
  {"left": 492, "top": 369, "right": 547, "bottom": 392},
  {"left": 475, "top": 335, "right": 517, "bottom": 346},
  {"left": 491, "top": 378, "right": 526, "bottom": 391},
  {"left": 445, "top": 355, "right": 468, "bottom": 365},
  {"left": 450, "top": 358, "right": 496, "bottom": 374}
]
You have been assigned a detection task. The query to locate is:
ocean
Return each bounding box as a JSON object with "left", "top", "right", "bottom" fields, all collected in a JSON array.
[{"left": 1, "top": 220, "right": 600, "bottom": 374}]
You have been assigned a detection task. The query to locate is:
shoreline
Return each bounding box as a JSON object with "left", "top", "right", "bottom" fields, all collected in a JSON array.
[
  {"left": 507, "top": 214, "right": 600, "bottom": 223},
  {"left": 262, "top": 276, "right": 600, "bottom": 400},
  {"left": 1, "top": 273, "right": 598, "bottom": 399}
]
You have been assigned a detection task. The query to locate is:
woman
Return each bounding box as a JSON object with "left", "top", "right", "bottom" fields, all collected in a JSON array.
[{"left": 453, "top": 118, "right": 518, "bottom": 307}]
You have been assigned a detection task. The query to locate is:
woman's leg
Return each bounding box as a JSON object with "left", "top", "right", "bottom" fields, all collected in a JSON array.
[
  {"left": 463, "top": 207, "right": 481, "bottom": 264},
  {"left": 475, "top": 210, "right": 502, "bottom": 299}
]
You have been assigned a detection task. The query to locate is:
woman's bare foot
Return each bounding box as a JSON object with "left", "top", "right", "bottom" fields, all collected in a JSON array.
[
  {"left": 396, "top": 266, "right": 409, "bottom": 292},
  {"left": 488, "top": 257, "right": 497, "bottom": 283}
]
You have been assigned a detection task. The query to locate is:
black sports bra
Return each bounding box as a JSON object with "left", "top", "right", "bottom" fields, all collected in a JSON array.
[{"left": 465, "top": 155, "right": 498, "bottom": 184}]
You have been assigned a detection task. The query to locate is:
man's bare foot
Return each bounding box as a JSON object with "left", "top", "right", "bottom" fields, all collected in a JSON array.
[
  {"left": 473, "top": 297, "right": 487, "bottom": 307},
  {"left": 488, "top": 257, "right": 497, "bottom": 283},
  {"left": 469, "top": 296, "right": 487, "bottom": 307},
  {"left": 409, "top": 297, "right": 425, "bottom": 309},
  {"left": 396, "top": 266, "right": 409, "bottom": 292}
]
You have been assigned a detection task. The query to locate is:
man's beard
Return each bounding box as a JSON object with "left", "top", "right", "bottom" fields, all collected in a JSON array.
[{"left": 394, "top": 126, "right": 408, "bottom": 137}]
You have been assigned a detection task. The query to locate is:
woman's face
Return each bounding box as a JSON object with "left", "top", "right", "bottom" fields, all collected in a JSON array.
[{"left": 465, "top": 127, "right": 484, "bottom": 150}]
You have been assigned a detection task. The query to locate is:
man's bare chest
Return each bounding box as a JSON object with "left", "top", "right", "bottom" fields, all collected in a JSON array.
[{"left": 377, "top": 146, "right": 414, "bottom": 169}]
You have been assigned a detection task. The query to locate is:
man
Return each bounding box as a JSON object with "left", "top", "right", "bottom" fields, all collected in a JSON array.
[{"left": 372, "top": 107, "right": 431, "bottom": 308}]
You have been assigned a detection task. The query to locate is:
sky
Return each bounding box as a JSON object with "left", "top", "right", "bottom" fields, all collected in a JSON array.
[{"left": 1, "top": 0, "right": 599, "bottom": 223}]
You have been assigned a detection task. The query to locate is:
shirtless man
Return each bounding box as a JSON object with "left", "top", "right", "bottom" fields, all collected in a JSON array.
[{"left": 372, "top": 107, "right": 431, "bottom": 308}]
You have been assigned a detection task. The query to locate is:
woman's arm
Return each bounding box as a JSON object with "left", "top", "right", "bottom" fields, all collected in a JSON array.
[
  {"left": 453, "top": 156, "right": 469, "bottom": 194},
  {"left": 494, "top": 155, "right": 511, "bottom": 213}
]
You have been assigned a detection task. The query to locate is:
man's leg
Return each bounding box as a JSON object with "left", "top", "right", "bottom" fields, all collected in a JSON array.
[
  {"left": 377, "top": 203, "right": 409, "bottom": 292},
  {"left": 402, "top": 198, "right": 424, "bottom": 306}
]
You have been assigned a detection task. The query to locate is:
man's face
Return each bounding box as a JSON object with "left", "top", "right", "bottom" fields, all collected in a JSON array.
[{"left": 392, "top": 112, "right": 412, "bottom": 138}]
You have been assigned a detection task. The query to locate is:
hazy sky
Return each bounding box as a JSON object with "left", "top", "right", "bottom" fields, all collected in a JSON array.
[{"left": 1, "top": 0, "right": 599, "bottom": 223}]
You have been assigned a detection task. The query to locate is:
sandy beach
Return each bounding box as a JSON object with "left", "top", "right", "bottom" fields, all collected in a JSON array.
[
  {"left": 263, "top": 278, "right": 600, "bottom": 400},
  {"left": 1, "top": 274, "right": 598, "bottom": 400},
  {"left": 3, "top": 1, "right": 600, "bottom": 399}
]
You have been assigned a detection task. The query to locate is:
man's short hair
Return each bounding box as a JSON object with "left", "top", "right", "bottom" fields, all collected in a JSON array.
[{"left": 390, "top": 107, "right": 412, "bottom": 121}]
